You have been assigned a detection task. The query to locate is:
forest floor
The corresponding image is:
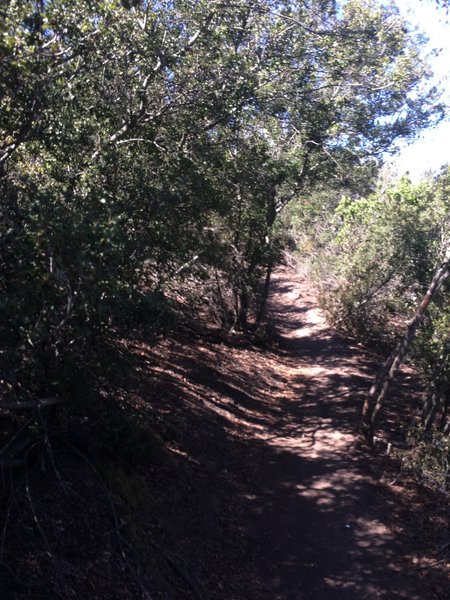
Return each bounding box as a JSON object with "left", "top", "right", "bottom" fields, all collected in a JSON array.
[
  {"left": 127, "top": 263, "right": 449, "bottom": 599},
  {"left": 3, "top": 264, "right": 448, "bottom": 599}
]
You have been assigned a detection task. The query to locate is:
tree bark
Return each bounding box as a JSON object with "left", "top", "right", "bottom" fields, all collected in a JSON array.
[
  {"left": 254, "top": 251, "right": 274, "bottom": 331},
  {"left": 360, "top": 249, "right": 450, "bottom": 445}
]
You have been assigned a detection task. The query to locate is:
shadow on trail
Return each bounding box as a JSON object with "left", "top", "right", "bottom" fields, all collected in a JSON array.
[
  {"left": 238, "top": 444, "right": 413, "bottom": 600},
  {"left": 132, "top": 268, "right": 433, "bottom": 599},
  {"left": 229, "top": 272, "right": 425, "bottom": 599}
]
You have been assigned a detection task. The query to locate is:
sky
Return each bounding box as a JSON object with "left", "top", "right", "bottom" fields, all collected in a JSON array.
[{"left": 388, "top": 0, "right": 450, "bottom": 180}]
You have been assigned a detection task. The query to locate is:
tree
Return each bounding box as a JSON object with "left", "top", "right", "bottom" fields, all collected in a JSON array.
[
  {"left": 0, "top": 0, "right": 444, "bottom": 402},
  {"left": 361, "top": 245, "right": 450, "bottom": 444}
]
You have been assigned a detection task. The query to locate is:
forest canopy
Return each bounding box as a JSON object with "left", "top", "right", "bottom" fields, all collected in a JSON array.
[{"left": 0, "top": 0, "right": 445, "bottom": 403}]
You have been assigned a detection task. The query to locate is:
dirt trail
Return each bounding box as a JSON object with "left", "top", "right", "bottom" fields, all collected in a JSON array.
[
  {"left": 232, "top": 266, "right": 421, "bottom": 599},
  {"left": 2, "top": 267, "right": 447, "bottom": 600},
  {"left": 140, "top": 265, "right": 447, "bottom": 599}
]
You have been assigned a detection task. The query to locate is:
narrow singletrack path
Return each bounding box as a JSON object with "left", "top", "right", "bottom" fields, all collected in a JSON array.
[
  {"left": 228, "top": 266, "right": 423, "bottom": 599},
  {"left": 142, "top": 265, "right": 445, "bottom": 599}
]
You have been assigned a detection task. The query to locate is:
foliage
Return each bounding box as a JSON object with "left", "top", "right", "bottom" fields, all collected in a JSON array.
[
  {"left": 0, "top": 0, "right": 444, "bottom": 401},
  {"left": 305, "top": 173, "right": 449, "bottom": 339},
  {"left": 404, "top": 426, "right": 450, "bottom": 493},
  {"left": 1, "top": 2, "right": 449, "bottom": 592},
  {"left": 295, "top": 165, "right": 450, "bottom": 484}
]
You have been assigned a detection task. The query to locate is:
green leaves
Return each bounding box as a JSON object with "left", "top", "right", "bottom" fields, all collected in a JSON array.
[
  {"left": 1, "top": 0, "right": 446, "bottom": 397},
  {"left": 304, "top": 166, "right": 450, "bottom": 356}
]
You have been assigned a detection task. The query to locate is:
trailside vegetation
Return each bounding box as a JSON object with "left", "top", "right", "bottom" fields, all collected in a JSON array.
[
  {"left": 296, "top": 168, "right": 450, "bottom": 490},
  {"left": 1, "top": 0, "right": 441, "bottom": 406},
  {"left": 0, "top": 0, "right": 448, "bottom": 594}
]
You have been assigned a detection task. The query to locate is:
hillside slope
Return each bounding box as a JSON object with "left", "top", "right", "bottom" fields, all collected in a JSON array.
[{"left": 2, "top": 266, "right": 448, "bottom": 599}]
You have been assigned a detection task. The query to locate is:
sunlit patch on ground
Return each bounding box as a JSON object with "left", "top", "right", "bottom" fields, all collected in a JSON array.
[{"left": 121, "top": 265, "right": 449, "bottom": 599}]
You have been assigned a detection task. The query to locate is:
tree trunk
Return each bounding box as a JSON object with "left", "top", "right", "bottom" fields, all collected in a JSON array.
[
  {"left": 440, "top": 393, "right": 450, "bottom": 433},
  {"left": 421, "top": 342, "right": 450, "bottom": 433},
  {"left": 360, "top": 249, "right": 450, "bottom": 445},
  {"left": 254, "top": 251, "right": 274, "bottom": 330},
  {"left": 237, "top": 289, "right": 249, "bottom": 332},
  {"left": 423, "top": 386, "right": 447, "bottom": 434}
]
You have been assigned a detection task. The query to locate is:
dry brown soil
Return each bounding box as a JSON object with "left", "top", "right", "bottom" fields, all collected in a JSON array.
[
  {"left": 128, "top": 265, "right": 449, "bottom": 599},
  {"left": 2, "top": 265, "right": 449, "bottom": 600}
]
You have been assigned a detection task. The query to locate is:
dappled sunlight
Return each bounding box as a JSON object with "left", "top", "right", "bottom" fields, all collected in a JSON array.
[
  {"left": 123, "top": 266, "right": 444, "bottom": 599},
  {"left": 353, "top": 516, "right": 392, "bottom": 548},
  {"left": 229, "top": 268, "right": 429, "bottom": 599}
]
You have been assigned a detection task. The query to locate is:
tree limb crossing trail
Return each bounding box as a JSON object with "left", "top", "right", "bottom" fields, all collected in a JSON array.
[{"left": 229, "top": 266, "right": 427, "bottom": 599}]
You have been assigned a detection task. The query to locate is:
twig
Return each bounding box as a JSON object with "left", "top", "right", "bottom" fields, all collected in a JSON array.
[
  {"left": 437, "top": 541, "right": 450, "bottom": 553},
  {"left": 0, "top": 558, "right": 35, "bottom": 590},
  {"left": 0, "top": 481, "right": 15, "bottom": 563},
  {"left": 25, "top": 448, "right": 54, "bottom": 560},
  {"left": 0, "top": 415, "right": 35, "bottom": 460},
  {"left": 58, "top": 439, "right": 152, "bottom": 599}
]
